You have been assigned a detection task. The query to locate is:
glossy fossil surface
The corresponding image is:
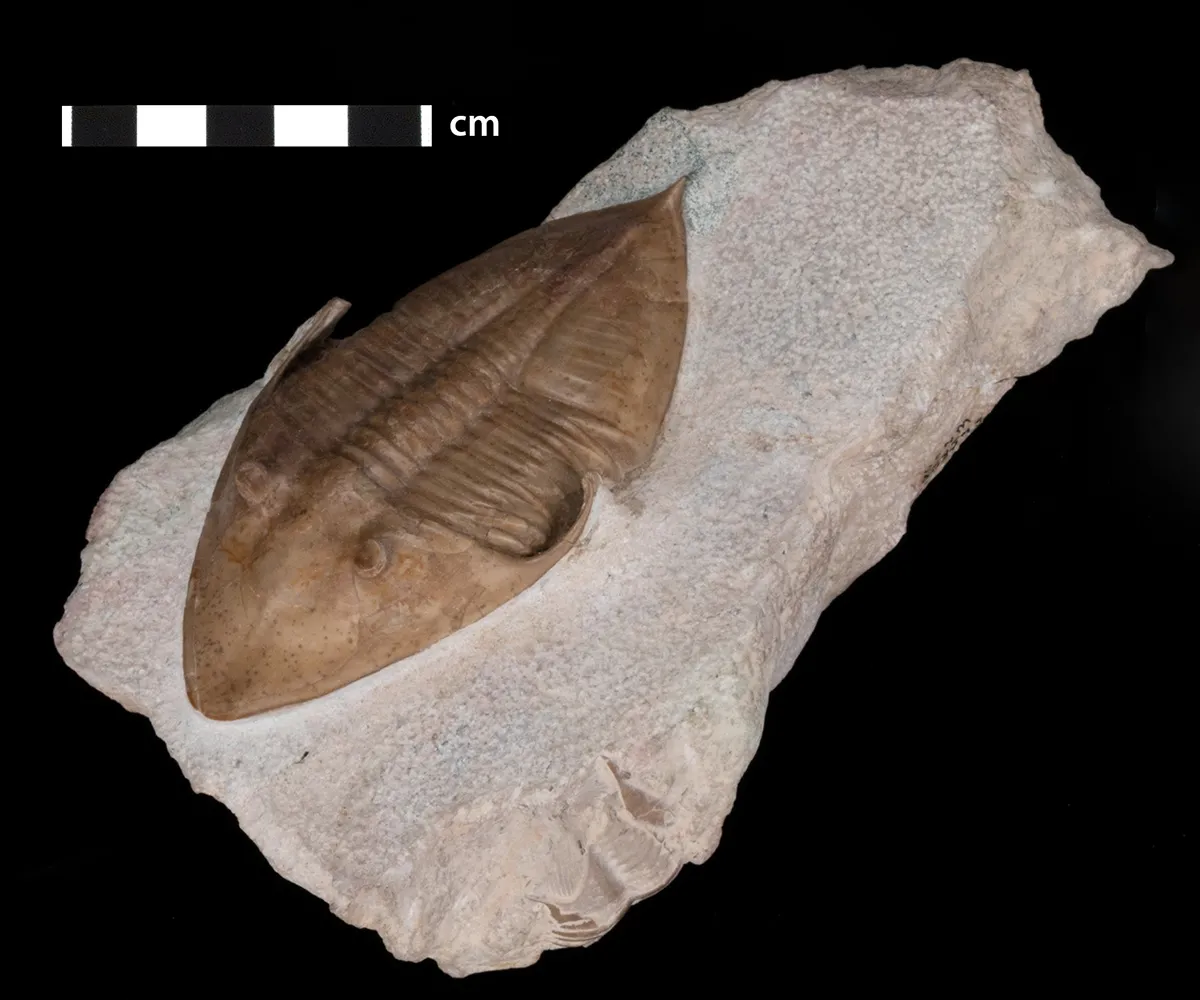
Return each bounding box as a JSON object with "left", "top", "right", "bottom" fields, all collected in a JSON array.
[{"left": 184, "top": 180, "right": 689, "bottom": 720}]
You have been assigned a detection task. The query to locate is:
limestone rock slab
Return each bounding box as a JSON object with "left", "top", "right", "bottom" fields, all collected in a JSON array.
[{"left": 54, "top": 59, "right": 1171, "bottom": 975}]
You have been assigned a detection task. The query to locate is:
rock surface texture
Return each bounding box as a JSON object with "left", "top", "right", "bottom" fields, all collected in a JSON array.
[{"left": 55, "top": 60, "right": 1171, "bottom": 975}]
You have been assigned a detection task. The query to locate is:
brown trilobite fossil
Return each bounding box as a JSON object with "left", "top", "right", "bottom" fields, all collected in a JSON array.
[{"left": 184, "top": 178, "right": 689, "bottom": 720}]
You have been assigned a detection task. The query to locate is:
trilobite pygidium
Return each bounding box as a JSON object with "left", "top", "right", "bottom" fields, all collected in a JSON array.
[{"left": 184, "top": 179, "right": 688, "bottom": 720}]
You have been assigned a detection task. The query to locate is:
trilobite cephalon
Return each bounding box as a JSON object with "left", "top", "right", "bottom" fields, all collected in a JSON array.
[{"left": 184, "top": 179, "right": 689, "bottom": 720}]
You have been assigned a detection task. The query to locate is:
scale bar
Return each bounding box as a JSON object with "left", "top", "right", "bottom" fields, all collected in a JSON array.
[{"left": 64, "top": 106, "right": 432, "bottom": 147}]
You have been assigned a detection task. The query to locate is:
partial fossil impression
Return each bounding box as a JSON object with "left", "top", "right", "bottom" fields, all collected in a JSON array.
[{"left": 184, "top": 179, "right": 689, "bottom": 720}]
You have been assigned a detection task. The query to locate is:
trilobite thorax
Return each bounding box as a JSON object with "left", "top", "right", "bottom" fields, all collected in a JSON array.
[{"left": 184, "top": 179, "right": 689, "bottom": 720}]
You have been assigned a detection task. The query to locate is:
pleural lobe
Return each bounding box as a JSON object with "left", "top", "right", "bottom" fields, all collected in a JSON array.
[{"left": 184, "top": 179, "right": 689, "bottom": 719}]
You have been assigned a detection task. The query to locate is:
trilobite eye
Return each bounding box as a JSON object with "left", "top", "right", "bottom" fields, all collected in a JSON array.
[
  {"left": 234, "top": 461, "right": 272, "bottom": 504},
  {"left": 353, "top": 537, "right": 388, "bottom": 578}
]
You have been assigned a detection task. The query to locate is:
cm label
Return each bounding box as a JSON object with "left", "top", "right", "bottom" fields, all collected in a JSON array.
[{"left": 450, "top": 115, "right": 499, "bottom": 137}]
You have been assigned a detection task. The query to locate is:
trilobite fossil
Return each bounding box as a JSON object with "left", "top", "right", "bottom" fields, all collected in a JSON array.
[{"left": 184, "top": 178, "right": 689, "bottom": 720}]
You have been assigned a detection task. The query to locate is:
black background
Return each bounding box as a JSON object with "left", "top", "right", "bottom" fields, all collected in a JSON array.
[{"left": 39, "top": 26, "right": 1193, "bottom": 990}]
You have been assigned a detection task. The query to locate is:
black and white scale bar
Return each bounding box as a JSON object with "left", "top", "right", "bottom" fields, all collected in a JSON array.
[{"left": 63, "top": 106, "right": 433, "bottom": 147}]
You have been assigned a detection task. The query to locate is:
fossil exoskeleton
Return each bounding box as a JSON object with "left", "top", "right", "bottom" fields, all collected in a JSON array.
[{"left": 184, "top": 179, "right": 689, "bottom": 720}]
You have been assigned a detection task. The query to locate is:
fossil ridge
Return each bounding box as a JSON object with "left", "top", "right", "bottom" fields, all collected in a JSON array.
[{"left": 54, "top": 60, "right": 1171, "bottom": 975}]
